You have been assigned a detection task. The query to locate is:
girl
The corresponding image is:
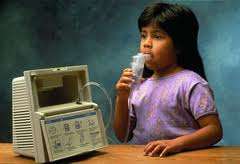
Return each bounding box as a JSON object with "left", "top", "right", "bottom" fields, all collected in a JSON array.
[{"left": 113, "top": 3, "right": 223, "bottom": 157}]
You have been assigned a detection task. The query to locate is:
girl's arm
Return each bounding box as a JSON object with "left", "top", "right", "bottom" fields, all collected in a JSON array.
[
  {"left": 174, "top": 114, "right": 223, "bottom": 151},
  {"left": 144, "top": 83, "right": 222, "bottom": 157},
  {"left": 113, "top": 94, "right": 130, "bottom": 142},
  {"left": 144, "top": 114, "right": 223, "bottom": 157},
  {"left": 113, "top": 68, "right": 134, "bottom": 142}
]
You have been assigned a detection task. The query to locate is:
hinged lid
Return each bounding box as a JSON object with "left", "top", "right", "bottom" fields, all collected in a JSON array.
[{"left": 24, "top": 65, "right": 92, "bottom": 111}]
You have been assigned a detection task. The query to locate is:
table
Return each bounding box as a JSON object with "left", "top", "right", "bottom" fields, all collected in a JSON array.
[{"left": 1, "top": 143, "right": 240, "bottom": 163}]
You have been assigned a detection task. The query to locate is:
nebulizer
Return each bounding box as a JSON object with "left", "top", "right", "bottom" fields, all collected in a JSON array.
[{"left": 131, "top": 53, "right": 151, "bottom": 81}]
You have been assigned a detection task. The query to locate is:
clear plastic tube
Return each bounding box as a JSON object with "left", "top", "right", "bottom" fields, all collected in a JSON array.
[{"left": 78, "top": 81, "right": 113, "bottom": 134}]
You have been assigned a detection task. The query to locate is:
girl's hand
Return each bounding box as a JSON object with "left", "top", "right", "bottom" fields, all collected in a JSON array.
[
  {"left": 116, "top": 68, "right": 134, "bottom": 96},
  {"left": 144, "top": 139, "right": 183, "bottom": 157}
]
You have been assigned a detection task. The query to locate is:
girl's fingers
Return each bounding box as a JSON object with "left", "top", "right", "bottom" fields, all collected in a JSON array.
[
  {"left": 123, "top": 68, "right": 132, "bottom": 73},
  {"left": 144, "top": 142, "right": 152, "bottom": 152},
  {"left": 117, "top": 83, "right": 131, "bottom": 91},
  {"left": 159, "top": 147, "right": 170, "bottom": 157},
  {"left": 150, "top": 145, "right": 166, "bottom": 156},
  {"left": 122, "top": 72, "right": 134, "bottom": 78},
  {"left": 116, "top": 68, "right": 135, "bottom": 93},
  {"left": 144, "top": 142, "right": 157, "bottom": 155},
  {"left": 119, "top": 77, "right": 134, "bottom": 84}
]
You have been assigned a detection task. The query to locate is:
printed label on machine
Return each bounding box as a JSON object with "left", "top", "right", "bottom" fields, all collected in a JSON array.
[{"left": 41, "top": 109, "right": 104, "bottom": 160}]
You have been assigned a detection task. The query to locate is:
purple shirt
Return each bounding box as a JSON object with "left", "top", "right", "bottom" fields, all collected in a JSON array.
[{"left": 127, "top": 70, "right": 218, "bottom": 144}]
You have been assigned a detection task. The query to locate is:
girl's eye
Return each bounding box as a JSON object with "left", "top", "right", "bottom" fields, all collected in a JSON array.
[
  {"left": 153, "top": 34, "right": 162, "bottom": 39},
  {"left": 140, "top": 34, "right": 147, "bottom": 39}
]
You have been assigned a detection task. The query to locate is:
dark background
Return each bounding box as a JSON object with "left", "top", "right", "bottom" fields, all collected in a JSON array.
[{"left": 1, "top": 0, "right": 240, "bottom": 145}]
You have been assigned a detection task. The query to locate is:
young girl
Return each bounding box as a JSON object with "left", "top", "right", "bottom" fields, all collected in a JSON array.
[{"left": 113, "top": 3, "right": 223, "bottom": 157}]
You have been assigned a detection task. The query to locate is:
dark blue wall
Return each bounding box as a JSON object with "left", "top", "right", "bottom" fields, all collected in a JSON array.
[{"left": 1, "top": 0, "right": 240, "bottom": 145}]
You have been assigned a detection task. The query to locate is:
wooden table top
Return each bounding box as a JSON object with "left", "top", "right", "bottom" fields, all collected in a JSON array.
[{"left": 1, "top": 143, "right": 240, "bottom": 163}]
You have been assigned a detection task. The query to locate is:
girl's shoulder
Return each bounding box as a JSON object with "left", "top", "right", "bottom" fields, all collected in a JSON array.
[
  {"left": 144, "top": 69, "right": 208, "bottom": 90},
  {"left": 175, "top": 69, "right": 207, "bottom": 84},
  {"left": 145, "top": 69, "right": 207, "bottom": 84},
  {"left": 172, "top": 69, "right": 209, "bottom": 92},
  {"left": 135, "top": 69, "right": 209, "bottom": 94}
]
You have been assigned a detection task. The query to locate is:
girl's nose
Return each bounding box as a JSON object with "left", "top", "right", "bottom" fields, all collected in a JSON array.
[{"left": 143, "top": 37, "right": 152, "bottom": 48}]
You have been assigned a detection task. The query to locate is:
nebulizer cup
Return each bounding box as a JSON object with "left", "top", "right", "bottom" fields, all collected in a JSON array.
[{"left": 131, "top": 53, "right": 151, "bottom": 81}]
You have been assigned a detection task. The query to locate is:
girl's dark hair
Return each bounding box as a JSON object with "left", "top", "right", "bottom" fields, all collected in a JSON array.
[{"left": 138, "top": 3, "right": 207, "bottom": 80}]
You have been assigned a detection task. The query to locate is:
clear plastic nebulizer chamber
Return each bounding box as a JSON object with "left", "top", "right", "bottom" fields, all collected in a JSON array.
[{"left": 131, "top": 53, "right": 151, "bottom": 81}]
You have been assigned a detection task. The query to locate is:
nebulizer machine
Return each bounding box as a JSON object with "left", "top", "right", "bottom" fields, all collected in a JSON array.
[
  {"left": 12, "top": 65, "right": 113, "bottom": 163},
  {"left": 12, "top": 53, "right": 150, "bottom": 162}
]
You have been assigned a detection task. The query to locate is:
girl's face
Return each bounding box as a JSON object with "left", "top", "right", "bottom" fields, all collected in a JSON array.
[{"left": 139, "top": 24, "right": 178, "bottom": 73}]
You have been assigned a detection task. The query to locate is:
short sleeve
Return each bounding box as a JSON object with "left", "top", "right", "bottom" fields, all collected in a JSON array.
[{"left": 189, "top": 83, "right": 218, "bottom": 120}]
